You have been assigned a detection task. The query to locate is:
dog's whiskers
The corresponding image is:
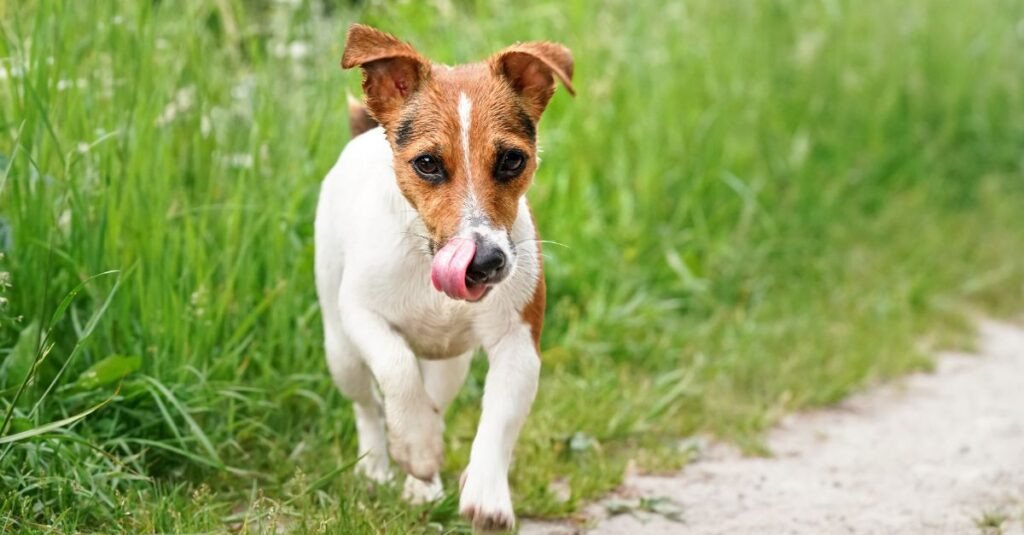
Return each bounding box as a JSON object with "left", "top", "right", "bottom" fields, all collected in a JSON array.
[{"left": 515, "top": 238, "right": 569, "bottom": 249}]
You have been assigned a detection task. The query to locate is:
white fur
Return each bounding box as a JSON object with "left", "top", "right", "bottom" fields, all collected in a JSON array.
[
  {"left": 458, "top": 92, "right": 474, "bottom": 184},
  {"left": 314, "top": 127, "right": 542, "bottom": 529}
]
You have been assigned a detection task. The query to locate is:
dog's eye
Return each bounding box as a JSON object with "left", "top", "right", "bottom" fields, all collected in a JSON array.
[
  {"left": 411, "top": 155, "right": 445, "bottom": 183},
  {"left": 495, "top": 150, "right": 527, "bottom": 182}
]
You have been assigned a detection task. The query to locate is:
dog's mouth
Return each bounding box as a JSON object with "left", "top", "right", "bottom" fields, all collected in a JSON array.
[{"left": 430, "top": 237, "right": 489, "bottom": 302}]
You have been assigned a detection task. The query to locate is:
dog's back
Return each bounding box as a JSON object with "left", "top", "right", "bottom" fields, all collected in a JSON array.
[{"left": 347, "top": 94, "right": 378, "bottom": 138}]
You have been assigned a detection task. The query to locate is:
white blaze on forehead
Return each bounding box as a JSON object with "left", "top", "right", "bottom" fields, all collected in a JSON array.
[
  {"left": 458, "top": 92, "right": 473, "bottom": 183},
  {"left": 458, "top": 91, "right": 482, "bottom": 221}
]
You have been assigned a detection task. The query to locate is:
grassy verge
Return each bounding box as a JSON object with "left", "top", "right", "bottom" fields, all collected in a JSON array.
[{"left": 2, "top": 0, "right": 1023, "bottom": 532}]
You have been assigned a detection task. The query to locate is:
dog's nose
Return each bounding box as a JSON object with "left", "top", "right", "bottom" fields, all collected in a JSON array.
[{"left": 466, "top": 242, "right": 506, "bottom": 286}]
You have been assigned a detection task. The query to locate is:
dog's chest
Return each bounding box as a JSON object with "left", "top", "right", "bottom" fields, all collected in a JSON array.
[{"left": 391, "top": 299, "right": 478, "bottom": 360}]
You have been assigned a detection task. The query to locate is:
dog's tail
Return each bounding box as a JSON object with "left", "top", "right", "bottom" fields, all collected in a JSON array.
[{"left": 347, "top": 93, "right": 378, "bottom": 138}]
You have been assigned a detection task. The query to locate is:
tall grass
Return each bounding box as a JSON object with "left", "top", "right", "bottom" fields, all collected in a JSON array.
[{"left": 1, "top": 0, "right": 1023, "bottom": 532}]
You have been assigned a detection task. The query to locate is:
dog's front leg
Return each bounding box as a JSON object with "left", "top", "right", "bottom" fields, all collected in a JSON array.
[
  {"left": 340, "top": 302, "right": 443, "bottom": 481},
  {"left": 459, "top": 324, "right": 540, "bottom": 531}
]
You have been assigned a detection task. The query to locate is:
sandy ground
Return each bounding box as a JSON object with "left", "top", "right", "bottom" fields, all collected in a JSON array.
[{"left": 521, "top": 320, "right": 1024, "bottom": 535}]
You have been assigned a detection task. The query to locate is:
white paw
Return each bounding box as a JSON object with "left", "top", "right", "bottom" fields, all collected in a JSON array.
[
  {"left": 355, "top": 454, "right": 393, "bottom": 484},
  {"left": 387, "top": 405, "right": 444, "bottom": 480},
  {"left": 459, "top": 465, "right": 515, "bottom": 532},
  {"left": 402, "top": 473, "right": 444, "bottom": 504}
]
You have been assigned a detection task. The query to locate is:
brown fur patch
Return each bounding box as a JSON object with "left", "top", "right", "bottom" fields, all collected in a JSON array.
[{"left": 522, "top": 239, "right": 546, "bottom": 350}]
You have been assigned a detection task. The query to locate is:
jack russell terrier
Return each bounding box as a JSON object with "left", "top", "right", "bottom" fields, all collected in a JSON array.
[{"left": 314, "top": 24, "right": 573, "bottom": 531}]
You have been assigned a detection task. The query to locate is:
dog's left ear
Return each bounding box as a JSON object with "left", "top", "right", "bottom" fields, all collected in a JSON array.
[
  {"left": 341, "top": 24, "right": 429, "bottom": 130},
  {"left": 491, "top": 42, "right": 575, "bottom": 121}
]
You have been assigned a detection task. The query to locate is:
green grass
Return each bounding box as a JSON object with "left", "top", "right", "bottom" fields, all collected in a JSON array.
[
  {"left": 2, "top": 0, "right": 1023, "bottom": 532},
  {"left": 974, "top": 509, "right": 1010, "bottom": 535}
]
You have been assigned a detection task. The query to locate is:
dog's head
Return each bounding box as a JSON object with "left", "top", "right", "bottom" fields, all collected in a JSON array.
[{"left": 341, "top": 24, "right": 573, "bottom": 301}]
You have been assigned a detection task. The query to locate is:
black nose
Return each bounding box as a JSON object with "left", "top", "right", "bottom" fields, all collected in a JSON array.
[{"left": 466, "top": 242, "right": 506, "bottom": 286}]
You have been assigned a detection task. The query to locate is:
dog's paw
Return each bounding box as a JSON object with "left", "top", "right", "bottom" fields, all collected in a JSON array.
[
  {"left": 402, "top": 473, "right": 444, "bottom": 504},
  {"left": 459, "top": 466, "right": 515, "bottom": 532},
  {"left": 355, "top": 454, "right": 393, "bottom": 484},
  {"left": 387, "top": 405, "right": 444, "bottom": 480}
]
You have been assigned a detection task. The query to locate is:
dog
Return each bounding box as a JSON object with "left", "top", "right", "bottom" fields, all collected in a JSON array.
[{"left": 314, "top": 24, "right": 573, "bottom": 531}]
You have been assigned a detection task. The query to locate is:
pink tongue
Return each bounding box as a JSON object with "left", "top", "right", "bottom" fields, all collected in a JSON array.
[{"left": 430, "top": 237, "right": 487, "bottom": 301}]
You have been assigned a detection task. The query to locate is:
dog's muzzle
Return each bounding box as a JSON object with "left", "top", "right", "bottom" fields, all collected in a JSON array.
[{"left": 430, "top": 234, "right": 511, "bottom": 302}]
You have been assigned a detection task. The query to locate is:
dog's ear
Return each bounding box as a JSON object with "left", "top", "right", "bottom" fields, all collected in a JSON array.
[
  {"left": 341, "top": 24, "right": 429, "bottom": 129},
  {"left": 491, "top": 42, "right": 575, "bottom": 121}
]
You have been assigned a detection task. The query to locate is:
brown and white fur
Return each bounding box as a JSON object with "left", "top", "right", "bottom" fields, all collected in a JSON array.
[{"left": 314, "top": 25, "right": 573, "bottom": 531}]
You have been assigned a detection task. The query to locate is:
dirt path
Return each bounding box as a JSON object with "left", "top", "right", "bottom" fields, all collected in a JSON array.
[{"left": 521, "top": 320, "right": 1024, "bottom": 535}]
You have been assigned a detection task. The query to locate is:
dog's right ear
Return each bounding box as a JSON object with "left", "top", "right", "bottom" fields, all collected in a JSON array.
[
  {"left": 490, "top": 41, "right": 574, "bottom": 122},
  {"left": 341, "top": 24, "right": 428, "bottom": 129}
]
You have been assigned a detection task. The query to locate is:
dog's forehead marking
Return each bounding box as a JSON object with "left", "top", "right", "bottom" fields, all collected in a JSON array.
[
  {"left": 457, "top": 91, "right": 483, "bottom": 223},
  {"left": 458, "top": 92, "right": 473, "bottom": 181}
]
